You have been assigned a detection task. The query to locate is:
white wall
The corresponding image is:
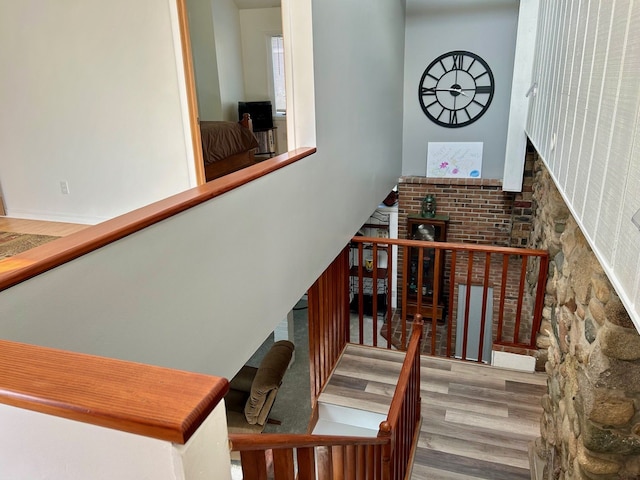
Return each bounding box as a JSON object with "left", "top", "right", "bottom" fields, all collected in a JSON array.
[
  {"left": 0, "top": 0, "right": 405, "bottom": 381},
  {"left": 503, "top": 0, "right": 540, "bottom": 191},
  {"left": 310, "top": 0, "right": 405, "bottom": 223},
  {"left": 402, "top": 0, "right": 519, "bottom": 179},
  {"left": 187, "top": 0, "right": 224, "bottom": 120},
  {"left": 0, "top": 0, "right": 195, "bottom": 225},
  {"left": 526, "top": 0, "right": 640, "bottom": 329},
  {"left": 239, "top": 7, "right": 283, "bottom": 104},
  {"left": 211, "top": 0, "right": 246, "bottom": 121},
  {"left": 0, "top": 401, "right": 231, "bottom": 480}
]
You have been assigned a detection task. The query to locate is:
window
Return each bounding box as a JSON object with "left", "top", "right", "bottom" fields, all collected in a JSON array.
[{"left": 271, "top": 35, "right": 286, "bottom": 114}]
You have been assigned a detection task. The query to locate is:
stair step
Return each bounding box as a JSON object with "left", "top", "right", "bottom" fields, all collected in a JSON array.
[
  {"left": 315, "top": 402, "right": 385, "bottom": 433},
  {"left": 312, "top": 418, "right": 379, "bottom": 437}
]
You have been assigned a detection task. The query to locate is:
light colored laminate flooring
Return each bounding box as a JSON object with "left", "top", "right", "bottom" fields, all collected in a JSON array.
[
  {"left": 0, "top": 217, "right": 89, "bottom": 236},
  {"left": 322, "top": 344, "right": 547, "bottom": 480}
]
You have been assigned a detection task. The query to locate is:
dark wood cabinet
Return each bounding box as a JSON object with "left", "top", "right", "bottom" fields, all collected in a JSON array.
[{"left": 405, "top": 215, "right": 448, "bottom": 321}]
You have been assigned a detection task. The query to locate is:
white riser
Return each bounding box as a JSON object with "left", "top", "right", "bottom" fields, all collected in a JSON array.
[{"left": 314, "top": 402, "right": 385, "bottom": 435}]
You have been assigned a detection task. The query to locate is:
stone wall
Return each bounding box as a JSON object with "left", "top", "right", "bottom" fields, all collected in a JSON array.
[{"left": 530, "top": 157, "right": 640, "bottom": 479}]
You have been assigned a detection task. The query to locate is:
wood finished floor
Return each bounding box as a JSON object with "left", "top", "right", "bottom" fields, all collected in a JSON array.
[
  {"left": 0, "top": 217, "right": 89, "bottom": 236},
  {"left": 322, "top": 344, "right": 547, "bottom": 480}
]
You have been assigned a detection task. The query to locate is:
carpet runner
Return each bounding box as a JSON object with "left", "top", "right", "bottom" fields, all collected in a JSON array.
[{"left": 0, "top": 231, "right": 59, "bottom": 260}]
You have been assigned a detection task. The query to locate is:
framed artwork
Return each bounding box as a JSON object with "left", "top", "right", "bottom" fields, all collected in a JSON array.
[{"left": 427, "top": 142, "right": 483, "bottom": 178}]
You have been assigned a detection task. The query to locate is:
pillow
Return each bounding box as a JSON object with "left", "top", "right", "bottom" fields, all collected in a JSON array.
[{"left": 244, "top": 340, "right": 294, "bottom": 425}]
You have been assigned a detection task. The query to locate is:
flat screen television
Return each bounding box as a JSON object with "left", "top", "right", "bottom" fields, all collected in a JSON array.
[{"left": 238, "top": 101, "right": 273, "bottom": 131}]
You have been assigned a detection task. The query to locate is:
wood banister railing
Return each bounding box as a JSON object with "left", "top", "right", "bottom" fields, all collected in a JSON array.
[
  {"left": 230, "top": 433, "right": 388, "bottom": 480},
  {"left": 230, "top": 311, "right": 425, "bottom": 480},
  {"left": 350, "top": 236, "right": 549, "bottom": 359},
  {"left": 229, "top": 433, "right": 388, "bottom": 450},
  {"left": 0, "top": 339, "right": 228, "bottom": 444},
  {"left": 307, "top": 247, "right": 351, "bottom": 406},
  {"left": 379, "top": 315, "right": 423, "bottom": 480},
  {"left": 0, "top": 148, "right": 316, "bottom": 293}
]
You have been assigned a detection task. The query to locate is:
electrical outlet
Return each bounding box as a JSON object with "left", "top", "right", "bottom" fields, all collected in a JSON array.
[{"left": 60, "top": 181, "right": 70, "bottom": 195}]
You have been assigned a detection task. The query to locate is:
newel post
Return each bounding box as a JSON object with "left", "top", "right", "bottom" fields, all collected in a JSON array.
[
  {"left": 379, "top": 420, "right": 393, "bottom": 480},
  {"left": 412, "top": 314, "right": 424, "bottom": 341}
]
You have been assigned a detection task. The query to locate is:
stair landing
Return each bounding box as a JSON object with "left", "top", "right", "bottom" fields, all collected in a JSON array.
[{"left": 317, "top": 343, "right": 547, "bottom": 480}]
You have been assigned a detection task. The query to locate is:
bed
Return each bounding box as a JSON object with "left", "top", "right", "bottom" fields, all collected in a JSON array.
[{"left": 200, "top": 115, "right": 260, "bottom": 181}]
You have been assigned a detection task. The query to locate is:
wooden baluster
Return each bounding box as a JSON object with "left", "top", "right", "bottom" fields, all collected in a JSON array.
[
  {"left": 401, "top": 245, "right": 409, "bottom": 349},
  {"left": 477, "top": 252, "right": 492, "bottom": 363},
  {"left": 462, "top": 252, "right": 474, "bottom": 361},
  {"left": 514, "top": 255, "right": 528, "bottom": 343},
  {"left": 372, "top": 243, "right": 379, "bottom": 347},
  {"left": 317, "top": 445, "right": 333, "bottom": 480},
  {"left": 497, "top": 253, "right": 509, "bottom": 343},
  {"left": 297, "top": 447, "right": 316, "bottom": 480},
  {"left": 446, "top": 250, "right": 457, "bottom": 357},
  {"left": 531, "top": 255, "right": 549, "bottom": 348},
  {"left": 356, "top": 444, "right": 366, "bottom": 479},
  {"left": 366, "top": 444, "right": 375, "bottom": 480},
  {"left": 332, "top": 445, "right": 346, "bottom": 480},
  {"left": 431, "top": 247, "right": 441, "bottom": 354},
  {"left": 358, "top": 243, "right": 364, "bottom": 344},
  {"left": 273, "top": 448, "right": 295, "bottom": 480},
  {"left": 386, "top": 244, "right": 393, "bottom": 349},
  {"left": 416, "top": 247, "right": 424, "bottom": 326},
  {"left": 346, "top": 444, "right": 357, "bottom": 480},
  {"left": 241, "top": 450, "right": 268, "bottom": 480}
]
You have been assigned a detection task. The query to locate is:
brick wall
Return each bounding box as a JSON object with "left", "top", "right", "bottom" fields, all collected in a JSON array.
[
  {"left": 397, "top": 176, "right": 515, "bottom": 305},
  {"left": 398, "top": 177, "right": 514, "bottom": 246},
  {"left": 395, "top": 168, "right": 539, "bottom": 360},
  {"left": 397, "top": 145, "right": 536, "bottom": 248},
  {"left": 510, "top": 143, "right": 536, "bottom": 247}
]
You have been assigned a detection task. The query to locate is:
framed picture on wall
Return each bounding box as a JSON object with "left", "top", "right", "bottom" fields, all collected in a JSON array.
[{"left": 426, "top": 142, "right": 483, "bottom": 178}]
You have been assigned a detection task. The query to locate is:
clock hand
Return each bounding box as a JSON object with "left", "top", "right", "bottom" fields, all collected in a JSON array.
[{"left": 432, "top": 88, "right": 469, "bottom": 97}]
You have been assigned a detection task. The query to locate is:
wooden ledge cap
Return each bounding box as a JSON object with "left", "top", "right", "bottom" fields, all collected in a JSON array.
[{"left": 0, "top": 340, "right": 229, "bottom": 444}]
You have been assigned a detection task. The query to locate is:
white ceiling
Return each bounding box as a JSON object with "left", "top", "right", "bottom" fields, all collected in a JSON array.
[{"left": 233, "top": 0, "right": 280, "bottom": 9}]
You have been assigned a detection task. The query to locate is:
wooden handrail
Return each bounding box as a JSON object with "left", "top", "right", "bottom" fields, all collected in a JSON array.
[
  {"left": 0, "top": 147, "right": 316, "bottom": 292},
  {"left": 229, "top": 316, "right": 425, "bottom": 480},
  {"left": 353, "top": 236, "right": 548, "bottom": 257},
  {"left": 229, "top": 433, "right": 388, "bottom": 450},
  {"left": 379, "top": 315, "right": 423, "bottom": 480},
  {"left": 0, "top": 339, "right": 228, "bottom": 444},
  {"left": 230, "top": 433, "right": 388, "bottom": 480},
  {"left": 350, "top": 236, "right": 549, "bottom": 356},
  {"left": 307, "top": 247, "right": 350, "bottom": 406},
  {"left": 384, "top": 316, "right": 423, "bottom": 429}
]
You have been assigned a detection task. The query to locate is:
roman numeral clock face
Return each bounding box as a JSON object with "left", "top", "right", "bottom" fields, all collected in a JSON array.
[{"left": 419, "top": 51, "right": 495, "bottom": 128}]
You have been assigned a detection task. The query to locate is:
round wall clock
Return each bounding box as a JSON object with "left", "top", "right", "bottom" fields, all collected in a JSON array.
[{"left": 418, "top": 50, "right": 495, "bottom": 128}]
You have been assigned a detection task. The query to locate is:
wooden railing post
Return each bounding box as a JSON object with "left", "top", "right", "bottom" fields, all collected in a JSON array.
[{"left": 378, "top": 421, "right": 393, "bottom": 480}]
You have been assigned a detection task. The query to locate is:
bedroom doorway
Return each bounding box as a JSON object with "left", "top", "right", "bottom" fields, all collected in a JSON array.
[
  {"left": 176, "top": 0, "right": 206, "bottom": 185},
  {"left": 176, "top": 0, "right": 290, "bottom": 186}
]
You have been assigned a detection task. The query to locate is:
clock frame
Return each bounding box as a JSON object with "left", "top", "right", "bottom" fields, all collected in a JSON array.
[{"left": 418, "top": 50, "right": 495, "bottom": 128}]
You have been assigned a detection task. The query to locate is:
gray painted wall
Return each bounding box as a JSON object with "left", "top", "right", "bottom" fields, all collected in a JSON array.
[
  {"left": 402, "top": 0, "right": 519, "bottom": 179},
  {"left": 0, "top": 0, "right": 405, "bottom": 380},
  {"left": 187, "top": 0, "right": 224, "bottom": 120},
  {"left": 0, "top": 0, "right": 195, "bottom": 224}
]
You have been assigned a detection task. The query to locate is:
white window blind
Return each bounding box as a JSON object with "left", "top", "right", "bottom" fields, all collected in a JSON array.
[{"left": 271, "top": 36, "right": 286, "bottom": 114}]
